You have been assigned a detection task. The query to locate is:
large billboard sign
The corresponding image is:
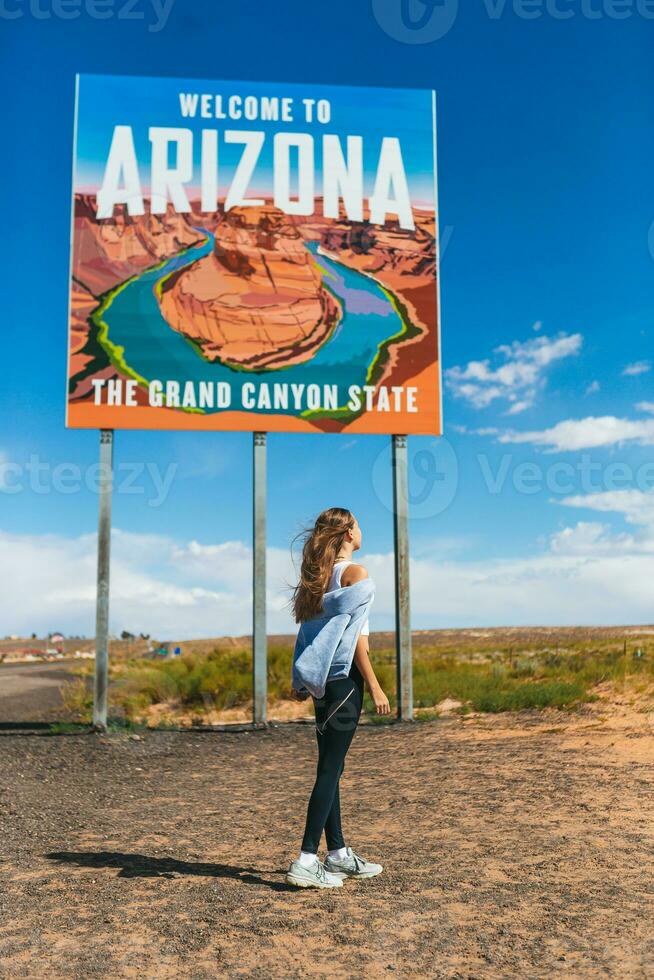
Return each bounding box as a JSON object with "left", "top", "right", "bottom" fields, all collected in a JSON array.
[{"left": 67, "top": 74, "right": 442, "bottom": 435}]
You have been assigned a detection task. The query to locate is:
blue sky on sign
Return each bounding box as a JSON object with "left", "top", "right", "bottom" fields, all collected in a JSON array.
[
  {"left": 74, "top": 73, "right": 437, "bottom": 203},
  {"left": 1, "top": 1, "right": 653, "bottom": 638}
]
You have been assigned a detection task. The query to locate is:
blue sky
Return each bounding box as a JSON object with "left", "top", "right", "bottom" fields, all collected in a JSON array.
[{"left": 1, "top": 0, "right": 653, "bottom": 637}]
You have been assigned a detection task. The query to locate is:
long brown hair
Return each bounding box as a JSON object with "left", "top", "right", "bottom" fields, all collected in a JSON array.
[{"left": 291, "top": 507, "right": 355, "bottom": 623}]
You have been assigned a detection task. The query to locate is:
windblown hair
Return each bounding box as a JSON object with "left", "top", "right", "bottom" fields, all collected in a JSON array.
[{"left": 292, "top": 507, "right": 356, "bottom": 623}]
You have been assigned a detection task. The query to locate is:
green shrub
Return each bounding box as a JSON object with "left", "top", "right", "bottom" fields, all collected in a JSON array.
[
  {"left": 470, "top": 680, "right": 585, "bottom": 713},
  {"left": 95, "top": 635, "right": 654, "bottom": 723}
]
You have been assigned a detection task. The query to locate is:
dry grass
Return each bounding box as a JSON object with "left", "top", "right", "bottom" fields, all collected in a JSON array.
[{"left": 61, "top": 627, "right": 654, "bottom": 727}]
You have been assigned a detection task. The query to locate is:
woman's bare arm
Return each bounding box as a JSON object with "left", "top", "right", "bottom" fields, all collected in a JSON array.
[
  {"left": 352, "top": 633, "right": 376, "bottom": 690},
  {"left": 353, "top": 634, "right": 391, "bottom": 715},
  {"left": 342, "top": 563, "right": 391, "bottom": 715}
]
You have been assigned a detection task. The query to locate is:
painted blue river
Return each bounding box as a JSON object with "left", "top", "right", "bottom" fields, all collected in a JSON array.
[{"left": 100, "top": 232, "right": 404, "bottom": 416}]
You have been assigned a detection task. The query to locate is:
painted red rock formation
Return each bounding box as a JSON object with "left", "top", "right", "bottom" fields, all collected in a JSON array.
[
  {"left": 69, "top": 196, "right": 208, "bottom": 397},
  {"left": 72, "top": 196, "right": 205, "bottom": 296},
  {"left": 318, "top": 210, "right": 436, "bottom": 291},
  {"left": 159, "top": 206, "right": 341, "bottom": 370}
]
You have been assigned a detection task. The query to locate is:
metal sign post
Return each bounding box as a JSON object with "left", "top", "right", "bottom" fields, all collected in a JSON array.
[
  {"left": 93, "top": 428, "right": 114, "bottom": 729},
  {"left": 252, "top": 432, "right": 267, "bottom": 725},
  {"left": 392, "top": 434, "right": 413, "bottom": 721}
]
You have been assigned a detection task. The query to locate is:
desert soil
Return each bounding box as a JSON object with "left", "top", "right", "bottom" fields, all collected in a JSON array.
[{"left": 2, "top": 697, "right": 654, "bottom": 979}]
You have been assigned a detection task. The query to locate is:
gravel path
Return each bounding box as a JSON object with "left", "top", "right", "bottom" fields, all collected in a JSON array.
[{"left": 1, "top": 708, "right": 653, "bottom": 978}]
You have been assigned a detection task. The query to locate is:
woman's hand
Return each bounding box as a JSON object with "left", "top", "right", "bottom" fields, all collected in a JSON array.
[
  {"left": 370, "top": 684, "right": 391, "bottom": 715},
  {"left": 290, "top": 688, "right": 309, "bottom": 702}
]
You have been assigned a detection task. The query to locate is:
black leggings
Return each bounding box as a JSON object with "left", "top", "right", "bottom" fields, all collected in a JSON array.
[{"left": 301, "top": 663, "right": 364, "bottom": 853}]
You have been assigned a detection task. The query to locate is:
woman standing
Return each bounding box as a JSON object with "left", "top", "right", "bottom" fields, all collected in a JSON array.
[{"left": 286, "top": 507, "right": 391, "bottom": 889}]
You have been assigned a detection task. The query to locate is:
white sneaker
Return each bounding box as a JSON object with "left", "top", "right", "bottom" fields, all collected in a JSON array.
[
  {"left": 324, "top": 847, "right": 383, "bottom": 879},
  {"left": 285, "top": 857, "right": 344, "bottom": 889}
]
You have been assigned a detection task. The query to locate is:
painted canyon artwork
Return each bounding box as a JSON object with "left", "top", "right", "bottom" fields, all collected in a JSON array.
[{"left": 67, "top": 75, "right": 441, "bottom": 435}]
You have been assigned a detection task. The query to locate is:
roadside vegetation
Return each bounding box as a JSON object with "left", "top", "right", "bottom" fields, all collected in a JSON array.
[{"left": 60, "top": 633, "right": 654, "bottom": 727}]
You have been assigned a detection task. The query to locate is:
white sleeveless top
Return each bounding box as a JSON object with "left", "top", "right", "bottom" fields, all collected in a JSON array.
[{"left": 328, "top": 561, "right": 370, "bottom": 636}]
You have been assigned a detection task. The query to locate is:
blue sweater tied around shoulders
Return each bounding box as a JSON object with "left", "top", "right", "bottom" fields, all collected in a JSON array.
[{"left": 291, "top": 576, "right": 375, "bottom": 699}]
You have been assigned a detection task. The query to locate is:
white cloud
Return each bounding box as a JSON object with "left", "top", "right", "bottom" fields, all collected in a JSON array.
[
  {"left": 550, "top": 490, "right": 654, "bottom": 560},
  {"left": 622, "top": 361, "right": 651, "bottom": 377},
  {"left": 556, "top": 489, "right": 654, "bottom": 529},
  {"left": 446, "top": 331, "right": 582, "bottom": 414},
  {"left": 550, "top": 520, "right": 654, "bottom": 558},
  {"left": 550, "top": 521, "right": 613, "bottom": 555},
  {"left": 585, "top": 380, "right": 600, "bottom": 395},
  {"left": 0, "top": 528, "right": 298, "bottom": 640},
  {"left": 636, "top": 401, "right": 654, "bottom": 415},
  {"left": 400, "top": 547, "right": 654, "bottom": 627},
  {"left": 2, "top": 516, "right": 654, "bottom": 636},
  {"left": 505, "top": 399, "right": 533, "bottom": 416},
  {"left": 497, "top": 415, "right": 654, "bottom": 452}
]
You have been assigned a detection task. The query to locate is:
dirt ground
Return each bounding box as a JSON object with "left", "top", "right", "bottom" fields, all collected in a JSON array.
[{"left": 2, "top": 697, "right": 654, "bottom": 980}]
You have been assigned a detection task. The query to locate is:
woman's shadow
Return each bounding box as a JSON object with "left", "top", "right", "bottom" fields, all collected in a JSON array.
[{"left": 45, "top": 850, "right": 293, "bottom": 891}]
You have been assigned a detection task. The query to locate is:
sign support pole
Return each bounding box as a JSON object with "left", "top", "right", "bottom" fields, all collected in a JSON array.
[
  {"left": 93, "top": 428, "right": 113, "bottom": 730},
  {"left": 392, "top": 434, "right": 413, "bottom": 721},
  {"left": 252, "top": 432, "right": 267, "bottom": 726}
]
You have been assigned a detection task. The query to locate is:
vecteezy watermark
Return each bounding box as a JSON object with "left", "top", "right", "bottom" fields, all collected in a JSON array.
[
  {"left": 0, "top": 0, "right": 175, "bottom": 32},
  {"left": 478, "top": 452, "right": 654, "bottom": 495},
  {"left": 0, "top": 454, "right": 178, "bottom": 507},
  {"left": 372, "top": 0, "right": 654, "bottom": 43},
  {"left": 372, "top": 0, "right": 460, "bottom": 43},
  {"left": 371, "top": 440, "right": 654, "bottom": 518},
  {"left": 481, "top": 0, "right": 654, "bottom": 20},
  {"left": 371, "top": 437, "right": 459, "bottom": 518},
  {"left": 439, "top": 224, "right": 455, "bottom": 262}
]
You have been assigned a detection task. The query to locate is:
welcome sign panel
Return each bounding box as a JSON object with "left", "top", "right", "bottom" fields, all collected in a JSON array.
[{"left": 67, "top": 74, "right": 441, "bottom": 435}]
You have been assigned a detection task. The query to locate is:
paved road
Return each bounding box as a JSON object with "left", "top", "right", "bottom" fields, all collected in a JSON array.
[{"left": 0, "top": 661, "right": 81, "bottom": 723}]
